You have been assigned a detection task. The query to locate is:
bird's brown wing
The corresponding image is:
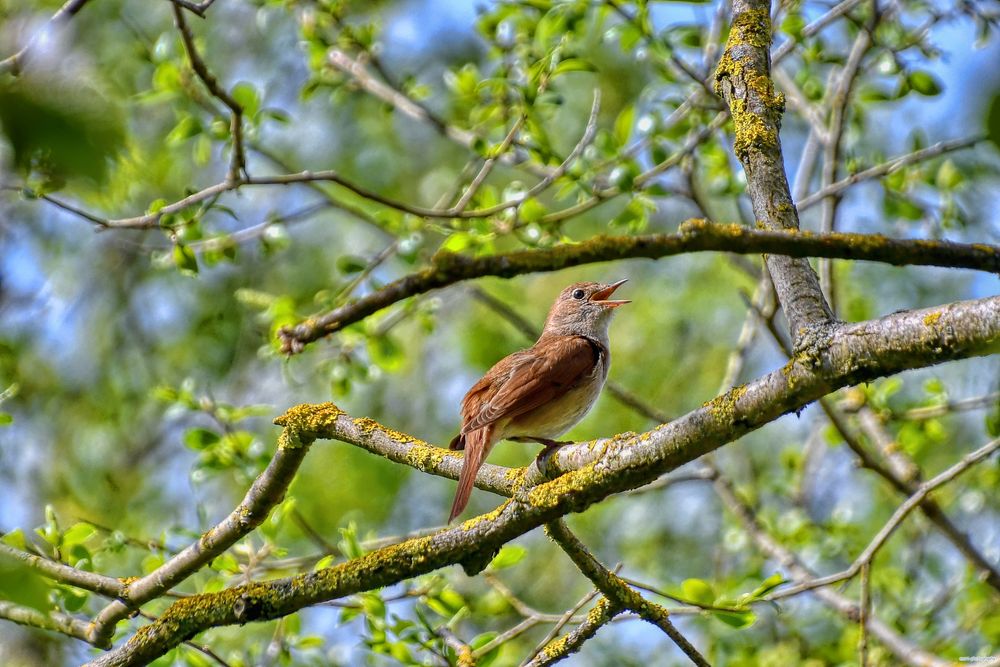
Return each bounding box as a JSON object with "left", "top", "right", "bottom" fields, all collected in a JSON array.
[{"left": 461, "top": 335, "right": 598, "bottom": 435}]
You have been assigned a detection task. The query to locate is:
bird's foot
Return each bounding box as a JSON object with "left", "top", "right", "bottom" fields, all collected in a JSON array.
[{"left": 511, "top": 436, "right": 574, "bottom": 451}]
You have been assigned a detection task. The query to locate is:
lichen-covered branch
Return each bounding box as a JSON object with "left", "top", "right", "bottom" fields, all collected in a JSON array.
[
  {"left": 87, "top": 405, "right": 335, "bottom": 646},
  {"left": 278, "top": 221, "right": 1000, "bottom": 353},
  {"left": 87, "top": 294, "right": 999, "bottom": 666},
  {"left": 714, "top": 0, "right": 835, "bottom": 339},
  {"left": 545, "top": 520, "right": 710, "bottom": 666},
  {"left": 523, "top": 597, "right": 622, "bottom": 667}
]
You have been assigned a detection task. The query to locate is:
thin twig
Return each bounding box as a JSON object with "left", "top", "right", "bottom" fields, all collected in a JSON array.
[
  {"left": 859, "top": 562, "right": 870, "bottom": 667},
  {"left": 172, "top": 2, "right": 246, "bottom": 182},
  {"left": 798, "top": 136, "right": 984, "bottom": 211},
  {"left": 0, "top": 0, "right": 93, "bottom": 74},
  {"left": 545, "top": 520, "right": 711, "bottom": 666},
  {"left": 764, "top": 437, "right": 1000, "bottom": 601}
]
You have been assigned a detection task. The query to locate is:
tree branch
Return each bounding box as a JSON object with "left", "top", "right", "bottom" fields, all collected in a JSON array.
[
  {"left": 278, "top": 221, "right": 1000, "bottom": 353},
  {"left": 715, "top": 0, "right": 835, "bottom": 340},
  {"left": 0, "top": 0, "right": 93, "bottom": 75},
  {"left": 87, "top": 406, "right": 331, "bottom": 646},
  {"left": 545, "top": 520, "right": 711, "bottom": 666},
  {"left": 87, "top": 294, "right": 999, "bottom": 666},
  {"left": 763, "top": 436, "right": 1000, "bottom": 600},
  {"left": 797, "top": 135, "right": 985, "bottom": 211},
  {"left": 171, "top": 2, "right": 245, "bottom": 183},
  {"left": 523, "top": 597, "right": 622, "bottom": 667},
  {"left": 713, "top": 473, "right": 958, "bottom": 667},
  {"left": 0, "top": 541, "right": 126, "bottom": 600},
  {"left": 0, "top": 600, "right": 93, "bottom": 644}
]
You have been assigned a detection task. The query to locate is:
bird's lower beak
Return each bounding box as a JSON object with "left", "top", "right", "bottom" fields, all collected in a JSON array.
[{"left": 591, "top": 279, "right": 630, "bottom": 307}]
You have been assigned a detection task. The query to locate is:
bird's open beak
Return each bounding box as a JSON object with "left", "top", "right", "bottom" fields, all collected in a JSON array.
[{"left": 590, "top": 279, "right": 630, "bottom": 307}]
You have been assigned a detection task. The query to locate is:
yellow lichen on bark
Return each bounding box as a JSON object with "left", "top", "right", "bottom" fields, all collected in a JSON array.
[{"left": 714, "top": 7, "right": 784, "bottom": 161}]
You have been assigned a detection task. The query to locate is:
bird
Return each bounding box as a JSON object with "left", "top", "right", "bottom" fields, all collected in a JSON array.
[{"left": 447, "top": 279, "right": 630, "bottom": 522}]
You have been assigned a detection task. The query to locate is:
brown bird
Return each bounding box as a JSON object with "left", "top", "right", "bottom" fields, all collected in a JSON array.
[{"left": 448, "top": 280, "right": 630, "bottom": 522}]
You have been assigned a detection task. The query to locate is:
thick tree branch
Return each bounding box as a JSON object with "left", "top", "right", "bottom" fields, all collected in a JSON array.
[
  {"left": 715, "top": 0, "right": 835, "bottom": 339},
  {"left": 88, "top": 409, "right": 329, "bottom": 646},
  {"left": 88, "top": 294, "right": 999, "bottom": 666},
  {"left": 545, "top": 520, "right": 711, "bottom": 666},
  {"left": 278, "top": 221, "right": 999, "bottom": 353}
]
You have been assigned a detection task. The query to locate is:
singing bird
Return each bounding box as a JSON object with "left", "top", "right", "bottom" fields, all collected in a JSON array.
[{"left": 448, "top": 280, "right": 630, "bottom": 522}]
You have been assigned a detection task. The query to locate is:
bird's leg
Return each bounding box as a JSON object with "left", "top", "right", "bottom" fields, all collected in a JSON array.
[{"left": 510, "top": 436, "right": 574, "bottom": 453}]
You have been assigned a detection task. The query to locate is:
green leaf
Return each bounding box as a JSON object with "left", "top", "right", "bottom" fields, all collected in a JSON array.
[
  {"left": 173, "top": 243, "right": 199, "bottom": 275},
  {"left": 336, "top": 255, "right": 368, "bottom": 274},
  {"left": 935, "top": 159, "right": 963, "bottom": 189},
  {"left": 614, "top": 104, "right": 635, "bottom": 146},
  {"left": 60, "top": 586, "right": 89, "bottom": 612},
  {"left": 489, "top": 545, "right": 527, "bottom": 569},
  {"left": 184, "top": 428, "right": 220, "bottom": 450},
  {"left": 712, "top": 609, "right": 756, "bottom": 628},
  {"left": 0, "top": 554, "right": 50, "bottom": 612},
  {"left": 0, "top": 412, "right": 12, "bottom": 426},
  {"left": 908, "top": 70, "right": 942, "bottom": 96},
  {"left": 987, "top": 93, "right": 1000, "bottom": 152},
  {"left": 165, "top": 115, "right": 202, "bottom": 146},
  {"left": 1, "top": 529, "right": 27, "bottom": 550},
  {"left": 231, "top": 82, "right": 261, "bottom": 117},
  {"left": 747, "top": 573, "right": 786, "bottom": 599},
  {"left": 297, "top": 635, "right": 325, "bottom": 649},
  {"left": 681, "top": 578, "right": 715, "bottom": 606},
  {"left": 62, "top": 523, "right": 97, "bottom": 547},
  {"left": 518, "top": 198, "right": 547, "bottom": 223},
  {"left": 553, "top": 58, "right": 596, "bottom": 76}
]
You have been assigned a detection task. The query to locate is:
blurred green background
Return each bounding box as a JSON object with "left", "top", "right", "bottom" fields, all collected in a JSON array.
[{"left": 0, "top": 0, "right": 998, "bottom": 664}]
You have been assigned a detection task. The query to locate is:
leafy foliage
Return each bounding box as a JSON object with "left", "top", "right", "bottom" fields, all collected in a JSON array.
[{"left": 0, "top": 0, "right": 997, "bottom": 665}]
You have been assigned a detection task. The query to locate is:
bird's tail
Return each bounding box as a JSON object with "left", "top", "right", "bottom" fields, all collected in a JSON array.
[{"left": 448, "top": 426, "right": 492, "bottom": 523}]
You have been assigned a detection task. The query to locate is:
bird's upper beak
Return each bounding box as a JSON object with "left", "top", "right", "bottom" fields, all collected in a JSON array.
[{"left": 590, "top": 279, "right": 630, "bottom": 308}]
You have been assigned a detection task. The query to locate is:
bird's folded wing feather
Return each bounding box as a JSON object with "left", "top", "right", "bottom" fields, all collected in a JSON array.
[{"left": 461, "top": 335, "right": 598, "bottom": 434}]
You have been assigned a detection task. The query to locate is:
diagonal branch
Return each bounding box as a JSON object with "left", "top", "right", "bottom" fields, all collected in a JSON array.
[
  {"left": 522, "top": 597, "right": 622, "bottom": 667},
  {"left": 0, "top": 542, "right": 126, "bottom": 600},
  {"left": 797, "top": 135, "right": 985, "bottom": 211},
  {"left": 0, "top": 599, "right": 93, "bottom": 644},
  {"left": 87, "top": 294, "right": 999, "bottom": 666},
  {"left": 712, "top": 471, "right": 965, "bottom": 667},
  {"left": 545, "top": 520, "right": 711, "bottom": 666},
  {"left": 763, "top": 436, "right": 1000, "bottom": 600},
  {"left": 278, "top": 221, "right": 1000, "bottom": 353},
  {"left": 171, "top": 2, "right": 246, "bottom": 183},
  {"left": 715, "top": 0, "right": 835, "bottom": 340},
  {"left": 87, "top": 405, "right": 336, "bottom": 647},
  {"left": 0, "top": 0, "right": 93, "bottom": 75}
]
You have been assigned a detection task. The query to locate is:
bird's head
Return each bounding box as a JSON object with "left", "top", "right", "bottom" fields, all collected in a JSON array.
[{"left": 542, "top": 279, "right": 630, "bottom": 339}]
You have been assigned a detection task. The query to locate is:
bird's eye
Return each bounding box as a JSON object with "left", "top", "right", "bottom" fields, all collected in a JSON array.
[{"left": 572, "top": 289, "right": 586, "bottom": 300}]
